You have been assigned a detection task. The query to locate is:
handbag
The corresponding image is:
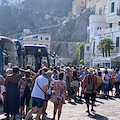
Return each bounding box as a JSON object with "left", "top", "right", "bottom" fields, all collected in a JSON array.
[
  {"left": 51, "top": 93, "right": 57, "bottom": 103},
  {"left": 37, "top": 80, "right": 47, "bottom": 100}
]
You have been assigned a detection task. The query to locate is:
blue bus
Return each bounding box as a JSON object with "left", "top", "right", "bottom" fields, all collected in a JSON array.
[
  {"left": 24, "top": 44, "right": 50, "bottom": 72},
  {"left": 0, "top": 36, "right": 18, "bottom": 76},
  {"left": 13, "top": 40, "right": 50, "bottom": 72}
]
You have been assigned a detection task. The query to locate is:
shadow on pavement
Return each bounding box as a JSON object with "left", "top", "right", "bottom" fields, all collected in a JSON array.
[
  {"left": 45, "top": 116, "right": 52, "bottom": 120},
  {"left": 75, "top": 99, "right": 84, "bottom": 104},
  {"left": 95, "top": 100, "right": 104, "bottom": 104},
  {"left": 68, "top": 101, "right": 77, "bottom": 105},
  {"left": 88, "top": 113, "right": 108, "bottom": 120}
]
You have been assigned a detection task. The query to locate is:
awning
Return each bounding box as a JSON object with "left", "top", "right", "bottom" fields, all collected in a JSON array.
[
  {"left": 18, "top": 37, "right": 23, "bottom": 40},
  {"left": 93, "top": 58, "right": 111, "bottom": 64},
  {"left": 112, "top": 56, "right": 120, "bottom": 62},
  {"left": 33, "top": 35, "right": 38, "bottom": 38}
]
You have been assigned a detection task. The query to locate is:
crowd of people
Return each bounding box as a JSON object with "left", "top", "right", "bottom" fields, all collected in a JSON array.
[{"left": 0, "top": 65, "right": 120, "bottom": 120}]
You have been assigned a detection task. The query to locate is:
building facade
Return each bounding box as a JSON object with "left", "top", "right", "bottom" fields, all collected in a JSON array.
[
  {"left": 86, "top": 0, "right": 100, "bottom": 8},
  {"left": 19, "top": 33, "right": 51, "bottom": 53},
  {"left": 72, "top": 0, "right": 86, "bottom": 15},
  {"left": 84, "top": 0, "right": 120, "bottom": 69},
  {"left": 0, "top": 0, "right": 25, "bottom": 6}
]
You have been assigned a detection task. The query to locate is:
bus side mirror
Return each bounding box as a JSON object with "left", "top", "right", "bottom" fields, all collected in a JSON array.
[{"left": 5, "top": 56, "right": 8, "bottom": 65}]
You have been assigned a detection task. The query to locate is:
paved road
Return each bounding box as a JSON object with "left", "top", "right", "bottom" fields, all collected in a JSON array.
[{"left": 0, "top": 96, "right": 120, "bottom": 120}]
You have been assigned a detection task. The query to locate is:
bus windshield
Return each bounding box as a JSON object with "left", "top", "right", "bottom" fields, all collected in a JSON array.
[{"left": 24, "top": 45, "right": 50, "bottom": 72}]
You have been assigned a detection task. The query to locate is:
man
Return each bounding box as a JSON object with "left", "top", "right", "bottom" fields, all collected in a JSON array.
[
  {"left": 82, "top": 67, "right": 88, "bottom": 79},
  {"left": 114, "top": 68, "right": 120, "bottom": 96},
  {"left": 25, "top": 67, "right": 48, "bottom": 120},
  {"left": 82, "top": 69, "right": 98, "bottom": 113}
]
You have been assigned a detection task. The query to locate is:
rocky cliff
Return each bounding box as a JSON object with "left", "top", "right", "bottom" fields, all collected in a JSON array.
[{"left": 56, "top": 8, "right": 95, "bottom": 42}]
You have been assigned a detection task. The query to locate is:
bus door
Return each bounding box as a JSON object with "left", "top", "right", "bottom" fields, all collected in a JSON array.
[{"left": 35, "top": 55, "right": 42, "bottom": 72}]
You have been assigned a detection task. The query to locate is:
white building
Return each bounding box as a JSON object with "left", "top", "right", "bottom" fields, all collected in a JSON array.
[
  {"left": 84, "top": 0, "right": 120, "bottom": 69},
  {"left": 7, "top": 0, "right": 25, "bottom": 4},
  {"left": 0, "top": 0, "right": 25, "bottom": 6},
  {"left": 18, "top": 33, "right": 51, "bottom": 53}
]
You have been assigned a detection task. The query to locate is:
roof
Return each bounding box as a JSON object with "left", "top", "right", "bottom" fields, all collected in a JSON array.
[
  {"left": 23, "top": 44, "right": 47, "bottom": 48},
  {"left": 0, "top": 36, "right": 14, "bottom": 44}
]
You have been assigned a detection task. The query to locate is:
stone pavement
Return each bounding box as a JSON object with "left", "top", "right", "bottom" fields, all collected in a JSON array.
[{"left": 0, "top": 96, "right": 120, "bottom": 120}]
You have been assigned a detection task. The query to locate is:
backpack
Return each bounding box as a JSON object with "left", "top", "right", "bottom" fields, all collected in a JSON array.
[{"left": 86, "top": 75, "right": 94, "bottom": 91}]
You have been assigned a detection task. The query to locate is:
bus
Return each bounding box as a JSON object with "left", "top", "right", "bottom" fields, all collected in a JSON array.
[
  {"left": 13, "top": 40, "right": 51, "bottom": 72},
  {"left": 0, "top": 36, "right": 18, "bottom": 76},
  {"left": 12, "top": 39, "right": 26, "bottom": 69},
  {"left": 24, "top": 44, "right": 50, "bottom": 72},
  {"left": 0, "top": 36, "right": 18, "bottom": 102}
]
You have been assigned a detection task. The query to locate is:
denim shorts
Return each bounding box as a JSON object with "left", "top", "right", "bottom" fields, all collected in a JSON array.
[
  {"left": 45, "top": 94, "right": 51, "bottom": 102},
  {"left": 103, "top": 83, "right": 109, "bottom": 92},
  {"left": 32, "top": 97, "right": 44, "bottom": 108}
]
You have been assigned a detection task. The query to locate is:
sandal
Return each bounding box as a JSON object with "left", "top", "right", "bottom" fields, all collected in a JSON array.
[
  {"left": 91, "top": 109, "right": 96, "bottom": 112},
  {"left": 86, "top": 110, "right": 90, "bottom": 113}
]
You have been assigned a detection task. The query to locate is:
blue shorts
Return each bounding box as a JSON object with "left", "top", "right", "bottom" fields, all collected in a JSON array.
[
  {"left": 45, "top": 95, "right": 51, "bottom": 102},
  {"left": 103, "top": 83, "right": 109, "bottom": 92},
  {"left": 32, "top": 97, "right": 44, "bottom": 108}
]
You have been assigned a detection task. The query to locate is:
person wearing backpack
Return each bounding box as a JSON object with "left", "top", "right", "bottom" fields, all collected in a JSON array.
[{"left": 82, "top": 69, "right": 98, "bottom": 113}]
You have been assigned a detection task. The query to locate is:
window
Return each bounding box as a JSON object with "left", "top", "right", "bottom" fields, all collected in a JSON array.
[
  {"left": 116, "top": 37, "right": 119, "bottom": 47},
  {"left": 41, "top": 37, "right": 42, "bottom": 40},
  {"left": 109, "top": 23, "right": 113, "bottom": 28},
  {"left": 104, "top": 5, "right": 107, "bottom": 15},
  {"left": 93, "top": 41, "right": 95, "bottom": 54},
  {"left": 45, "top": 37, "right": 49, "bottom": 40},
  {"left": 118, "top": 21, "right": 120, "bottom": 26},
  {"left": 111, "top": 2, "right": 115, "bottom": 13},
  {"left": 87, "top": 46, "right": 89, "bottom": 51},
  {"left": 99, "top": 7, "right": 102, "bottom": 15}
]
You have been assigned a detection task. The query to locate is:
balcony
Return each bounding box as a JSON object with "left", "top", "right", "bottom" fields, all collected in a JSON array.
[{"left": 117, "top": 9, "right": 120, "bottom": 15}]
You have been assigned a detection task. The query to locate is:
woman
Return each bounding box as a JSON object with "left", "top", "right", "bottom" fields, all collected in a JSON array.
[
  {"left": 4, "top": 66, "right": 24, "bottom": 120},
  {"left": 19, "top": 70, "right": 33, "bottom": 119},
  {"left": 71, "top": 70, "right": 79, "bottom": 97},
  {"left": 52, "top": 72, "right": 67, "bottom": 120},
  {"left": 102, "top": 70, "right": 110, "bottom": 96},
  {"left": 66, "top": 67, "right": 72, "bottom": 99}
]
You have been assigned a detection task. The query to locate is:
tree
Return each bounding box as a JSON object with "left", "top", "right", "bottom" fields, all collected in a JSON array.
[
  {"left": 97, "top": 38, "right": 114, "bottom": 57},
  {"left": 104, "top": 38, "right": 114, "bottom": 56},
  {"left": 72, "top": 43, "right": 84, "bottom": 65},
  {"left": 97, "top": 39, "right": 105, "bottom": 57}
]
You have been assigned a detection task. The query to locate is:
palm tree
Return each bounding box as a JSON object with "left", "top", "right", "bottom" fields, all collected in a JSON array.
[
  {"left": 104, "top": 38, "right": 114, "bottom": 56},
  {"left": 97, "top": 38, "right": 114, "bottom": 57},
  {"left": 97, "top": 39, "right": 105, "bottom": 57}
]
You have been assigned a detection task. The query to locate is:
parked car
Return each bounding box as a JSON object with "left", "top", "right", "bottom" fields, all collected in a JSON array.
[{"left": 95, "top": 68, "right": 113, "bottom": 76}]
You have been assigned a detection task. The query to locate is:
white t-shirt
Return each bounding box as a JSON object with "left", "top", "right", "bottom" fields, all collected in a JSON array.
[
  {"left": 102, "top": 74, "right": 109, "bottom": 84},
  {"left": 31, "top": 76, "right": 48, "bottom": 100}
]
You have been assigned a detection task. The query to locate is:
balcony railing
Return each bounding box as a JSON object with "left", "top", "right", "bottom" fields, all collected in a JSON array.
[{"left": 117, "top": 9, "right": 120, "bottom": 15}]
